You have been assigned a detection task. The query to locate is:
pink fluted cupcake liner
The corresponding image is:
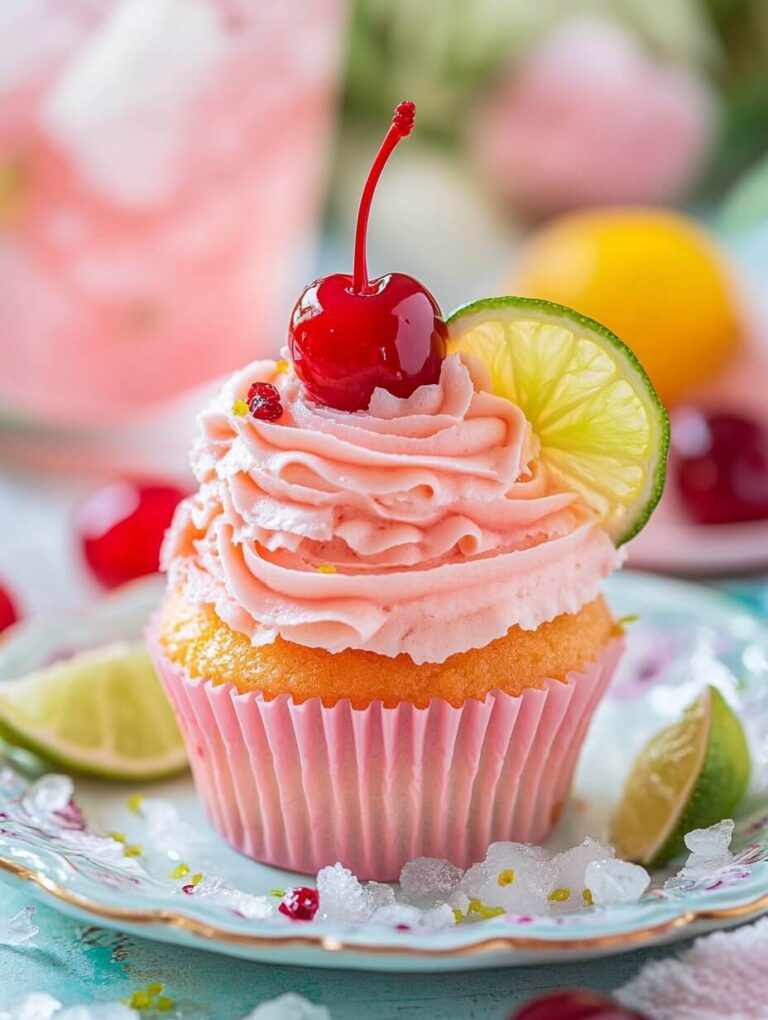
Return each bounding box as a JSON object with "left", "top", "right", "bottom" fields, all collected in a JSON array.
[{"left": 148, "top": 627, "right": 623, "bottom": 881}]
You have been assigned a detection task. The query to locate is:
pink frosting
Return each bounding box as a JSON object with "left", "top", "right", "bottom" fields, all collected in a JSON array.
[{"left": 163, "top": 355, "right": 620, "bottom": 664}]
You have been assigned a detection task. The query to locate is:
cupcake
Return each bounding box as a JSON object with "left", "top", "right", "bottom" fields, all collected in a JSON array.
[{"left": 149, "top": 103, "right": 667, "bottom": 880}]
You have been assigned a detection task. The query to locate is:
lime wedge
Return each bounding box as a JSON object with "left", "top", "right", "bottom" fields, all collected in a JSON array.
[
  {"left": 611, "top": 686, "right": 751, "bottom": 866},
  {"left": 0, "top": 643, "right": 187, "bottom": 781},
  {"left": 447, "top": 296, "right": 669, "bottom": 544}
]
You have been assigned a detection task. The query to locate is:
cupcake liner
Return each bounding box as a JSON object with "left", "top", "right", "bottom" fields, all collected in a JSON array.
[{"left": 148, "top": 625, "right": 623, "bottom": 881}]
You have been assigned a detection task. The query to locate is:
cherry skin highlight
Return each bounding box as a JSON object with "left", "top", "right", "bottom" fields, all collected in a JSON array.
[
  {"left": 75, "top": 481, "right": 188, "bottom": 589},
  {"left": 673, "top": 409, "right": 768, "bottom": 525},
  {"left": 289, "top": 101, "right": 447, "bottom": 412}
]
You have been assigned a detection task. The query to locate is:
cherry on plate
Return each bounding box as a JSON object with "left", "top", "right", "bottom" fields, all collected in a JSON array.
[
  {"left": 75, "top": 481, "right": 188, "bottom": 589},
  {"left": 0, "top": 583, "right": 19, "bottom": 635},
  {"left": 673, "top": 409, "right": 768, "bottom": 525},
  {"left": 510, "top": 989, "right": 648, "bottom": 1020},
  {"left": 278, "top": 887, "right": 319, "bottom": 922}
]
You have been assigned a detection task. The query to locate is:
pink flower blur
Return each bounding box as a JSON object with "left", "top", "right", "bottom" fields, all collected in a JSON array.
[{"left": 473, "top": 17, "right": 717, "bottom": 216}]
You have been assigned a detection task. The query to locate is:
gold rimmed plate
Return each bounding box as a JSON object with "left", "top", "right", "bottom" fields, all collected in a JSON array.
[{"left": 0, "top": 573, "right": 767, "bottom": 971}]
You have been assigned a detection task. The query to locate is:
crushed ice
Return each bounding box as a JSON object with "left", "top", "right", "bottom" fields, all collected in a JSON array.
[
  {"left": 667, "top": 818, "right": 737, "bottom": 886},
  {"left": 303, "top": 839, "right": 652, "bottom": 927},
  {"left": 585, "top": 860, "right": 651, "bottom": 905},
  {"left": 192, "top": 875, "right": 276, "bottom": 921},
  {"left": 22, "top": 775, "right": 74, "bottom": 817},
  {"left": 140, "top": 797, "right": 208, "bottom": 856}
]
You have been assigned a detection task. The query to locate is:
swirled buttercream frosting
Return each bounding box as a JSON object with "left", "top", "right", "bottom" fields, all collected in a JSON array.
[{"left": 162, "top": 354, "right": 620, "bottom": 663}]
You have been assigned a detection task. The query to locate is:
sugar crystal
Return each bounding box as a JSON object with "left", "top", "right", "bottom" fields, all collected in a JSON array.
[
  {"left": 684, "top": 819, "right": 734, "bottom": 860},
  {"left": 0, "top": 993, "right": 61, "bottom": 1020},
  {"left": 316, "top": 863, "right": 373, "bottom": 923},
  {"left": 460, "top": 842, "right": 552, "bottom": 914},
  {"left": 22, "top": 775, "right": 73, "bottom": 815},
  {"left": 0, "top": 906, "right": 38, "bottom": 947},
  {"left": 419, "top": 903, "right": 456, "bottom": 929},
  {"left": 193, "top": 875, "right": 276, "bottom": 920},
  {"left": 58, "top": 1006, "right": 138, "bottom": 1020},
  {"left": 0, "top": 998, "right": 139, "bottom": 1020},
  {"left": 399, "top": 857, "right": 463, "bottom": 905},
  {"left": 585, "top": 859, "right": 651, "bottom": 905},
  {"left": 364, "top": 881, "right": 396, "bottom": 909},
  {"left": 240, "top": 994, "right": 330, "bottom": 1019},
  {"left": 669, "top": 818, "right": 737, "bottom": 882}
]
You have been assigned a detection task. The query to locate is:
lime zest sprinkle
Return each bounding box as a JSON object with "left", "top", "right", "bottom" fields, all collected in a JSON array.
[
  {"left": 232, "top": 398, "right": 249, "bottom": 417},
  {"left": 126, "top": 982, "right": 171, "bottom": 1012},
  {"left": 127, "top": 793, "right": 144, "bottom": 815},
  {"left": 548, "top": 887, "right": 571, "bottom": 903},
  {"left": 169, "top": 863, "right": 190, "bottom": 879},
  {"left": 616, "top": 614, "right": 639, "bottom": 627},
  {"left": 582, "top": 887, "right": 594, "bottom": 906},
  {"left": 108, "top": 831, "right": 126, "bottom": 844},
  {"left": 270, "top": 888, "right": 286, "bottom": 898},
  {"left": 275, "top": 359, "right": 289, "bottom": 373},
  {"left": 452, "top": 908, "right": 464, "bottom": 924},
  {"left": 497, "top": 869, "right": 515, "bottom": 887},
  {"left": 467, "top": 897, "right": 505, "bottom": 920},
  {"left": 123, "top": 844, "right": 142, "bottom": 858},
  {"left": 191, "top": 872, "right": 203, "bottom": 886},
  {"left": 315, "top": 564, "right": 337, "bottom": 574}
]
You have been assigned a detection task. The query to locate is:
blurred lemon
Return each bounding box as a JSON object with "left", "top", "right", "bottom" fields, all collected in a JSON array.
[{"left": 514, "top": 210, "right": 742, "bottom": 406}]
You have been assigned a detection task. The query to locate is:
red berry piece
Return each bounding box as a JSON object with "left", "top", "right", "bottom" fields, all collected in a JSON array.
[
  {"left": 278, "top": 886, "right": 319, "bottom": 922},
  {"left": 511, "top": 989, "right": 649, "bottom": 1020},
  {"left": 674, "top": 409, "right": 768, "bottom": 525},
  {"left": 289, "top": 101, "right": 447, "bottom": 412},
  {"left": 0, "top": 583, "right": 19, "bottom": 635},
  {"left": 75, "top": 481, "right": 188, "bottom": 589},
  {"left": 249, "top": 396, "right": 283, "bottom": 421},
  {"left": 247, "top": 382, "right": 280, "bottom": 403},
  {"left": 246, "top": 381, "right": 283, "bottom": 421}
]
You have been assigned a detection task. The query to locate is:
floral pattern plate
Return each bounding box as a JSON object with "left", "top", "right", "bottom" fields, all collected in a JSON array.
[{"left": 0, "top": 572, "right": 767, "bottom": 972}]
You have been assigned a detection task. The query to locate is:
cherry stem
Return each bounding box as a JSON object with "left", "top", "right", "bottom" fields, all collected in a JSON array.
[{"left": 352, "top": 101, "right": 415, "bottom": 295}]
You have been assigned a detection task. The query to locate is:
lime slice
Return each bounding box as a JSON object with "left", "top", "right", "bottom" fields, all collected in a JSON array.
[
  {"left": 611, "top": 686, "right": 751, "bottom": 866},
  {"left": 447, "top": 296, "right": 669, "bottom": 544},
  {"left": 0, "top": 643, "right": 187, "bottom": 781}
]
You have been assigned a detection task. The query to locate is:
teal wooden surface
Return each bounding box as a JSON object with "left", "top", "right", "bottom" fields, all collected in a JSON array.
[{"left": 0, "top": 884, "right": 697, "bottom": 1018}]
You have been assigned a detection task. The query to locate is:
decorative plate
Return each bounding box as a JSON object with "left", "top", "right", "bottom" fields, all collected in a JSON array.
[
  {"left": 0, "top": 573, "right": 767, "bottom": 972},
  {"left": 627, "top": 340, "right": 768, "bottom": 575}
]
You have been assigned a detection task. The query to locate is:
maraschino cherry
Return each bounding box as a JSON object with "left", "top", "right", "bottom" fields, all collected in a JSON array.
[
  {"left": 289, "top": 100, "right": 447, "bottom": 412},
  {"left": 673, "top": 408, "right": 768, "bottom": 525},
  {"left": 75, "top": 480, "right": 188, "bottom": 589}
]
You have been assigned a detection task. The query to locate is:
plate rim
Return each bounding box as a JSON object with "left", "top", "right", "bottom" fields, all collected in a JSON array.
[{"left": 2, "top": 853, "right": 768, "bottom": 959}]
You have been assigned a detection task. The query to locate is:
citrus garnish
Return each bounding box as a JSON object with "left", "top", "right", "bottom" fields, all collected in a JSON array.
[
  {"left": 0, "top": 643, "right": 187, "bottom": 781},
  {"left": 447, "top": 295, "right": 669, "bottom": 544},
  {"left": 513, "top": 209, "right": 741, "bottom": 406},
  {"left": 611, "top": 685, "right": 751, "bottom": 866}
]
